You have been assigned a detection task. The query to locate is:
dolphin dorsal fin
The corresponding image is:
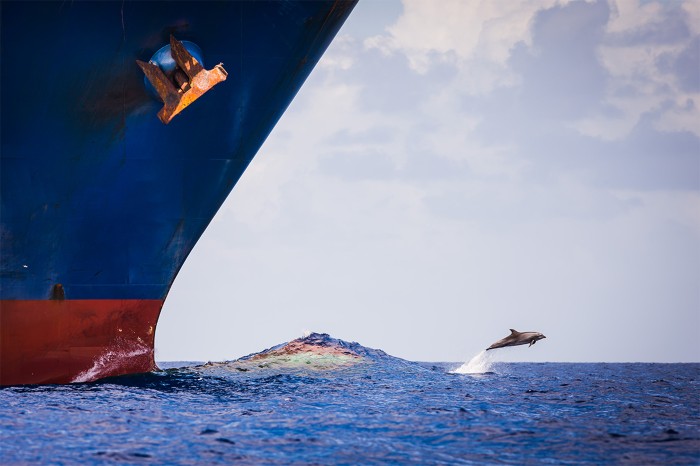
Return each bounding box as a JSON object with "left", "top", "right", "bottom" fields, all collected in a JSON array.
[{"left": 509, "top": 329, "right": 519, "bottom": 335}]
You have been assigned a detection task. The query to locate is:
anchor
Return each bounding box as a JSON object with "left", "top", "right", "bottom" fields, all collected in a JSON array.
[{"left": 137, "top": 35, "right": 228, "bottom": 124}]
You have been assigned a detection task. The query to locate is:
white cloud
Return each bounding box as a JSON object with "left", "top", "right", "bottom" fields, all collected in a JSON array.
[
  {"left": 365, "top": 0, "right": 699, "bottom": 139},
  {"left": 607, "top": 0, "right": 661, "bottom": 34},
  {"left": 575, "top": 0, "right": 700, "bottom": 139},
  {"left": 365, "top": 0, "right": 566, "bottom": 71},
  {"left": 683, "top": 1, "right": 700, "bottom": 35},
  {"left": 654, "top": 96, "right": 700, "bottom": 135},
  {"left": 364, "top": 0, "right": 571, "bottom": 96}
]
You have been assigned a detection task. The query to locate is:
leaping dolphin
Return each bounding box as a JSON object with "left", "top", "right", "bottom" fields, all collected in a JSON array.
[{"left": 486, "top": 329, "right": 546, "bottom": 351}]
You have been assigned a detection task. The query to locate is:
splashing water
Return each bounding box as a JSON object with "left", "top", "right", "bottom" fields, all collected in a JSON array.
[
  {"left": 71, "top": 341, "right": 152, "bottom": 383},
  {"left": 451, "top": 350, "right": 496, "bottom": 374}
]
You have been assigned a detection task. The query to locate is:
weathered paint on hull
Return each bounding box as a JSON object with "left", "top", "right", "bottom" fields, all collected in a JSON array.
[
  {"left": 0, "top": 0, "right": 357, "bottom": 385},
  {"left": 0, "top": 300, "right": 162, "bottom": 385}
]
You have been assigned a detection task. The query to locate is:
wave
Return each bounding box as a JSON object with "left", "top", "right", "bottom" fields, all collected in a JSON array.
[{"left": 201, "top": 332, "right": 410, "bottom": 373}]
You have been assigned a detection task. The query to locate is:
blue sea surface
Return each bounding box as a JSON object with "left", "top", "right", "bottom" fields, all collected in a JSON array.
[{"left": 1, "top": 336, "right": 698, "bottom": 465}]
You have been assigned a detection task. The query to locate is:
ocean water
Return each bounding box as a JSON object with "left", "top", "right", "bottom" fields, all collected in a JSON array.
[{"left": 1, "top": 335, "right": 698, "bottom": 465}]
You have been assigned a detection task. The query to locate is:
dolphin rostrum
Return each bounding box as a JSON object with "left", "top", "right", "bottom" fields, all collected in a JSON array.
[{"left": 486, "top": 329, "right": 546, "bottom": 351}]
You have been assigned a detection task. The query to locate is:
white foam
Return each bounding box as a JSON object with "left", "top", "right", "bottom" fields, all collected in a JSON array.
[
  {"left": 451, "top": 350, "right": 496, "bottom": 374},
  {"left": 71, "top": 343, "right": 151, "bottom": 383}
]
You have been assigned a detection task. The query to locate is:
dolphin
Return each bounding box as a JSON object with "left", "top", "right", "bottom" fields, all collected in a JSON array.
[{"left": 486, "top": 329, "right": 546, "bottom": 351}]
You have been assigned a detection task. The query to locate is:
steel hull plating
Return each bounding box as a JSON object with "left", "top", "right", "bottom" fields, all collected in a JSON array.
[{"left": 0, "top": 0, "right": 356, "bottom": 385}]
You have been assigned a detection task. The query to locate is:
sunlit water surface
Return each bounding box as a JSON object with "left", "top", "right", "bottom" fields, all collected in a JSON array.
[{"left": 1, "top": 340, "right": 698, "bottom": 465}]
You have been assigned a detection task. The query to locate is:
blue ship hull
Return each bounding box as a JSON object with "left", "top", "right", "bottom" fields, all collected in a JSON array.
[{"left": 0, "top": 0, "right": 356, "bottom": 385}]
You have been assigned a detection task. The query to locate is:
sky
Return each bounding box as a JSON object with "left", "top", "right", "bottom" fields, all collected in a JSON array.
[{"left": 156, "top": 0, "right": 700, "bottom": 364}]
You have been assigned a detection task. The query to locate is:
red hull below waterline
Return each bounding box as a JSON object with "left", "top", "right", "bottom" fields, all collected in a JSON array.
[{"left": 0, "top": 300, "right": 162, "bottom": 385}]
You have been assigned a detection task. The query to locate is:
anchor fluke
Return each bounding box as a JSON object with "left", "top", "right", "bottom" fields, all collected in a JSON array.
[{"left": 137, "top": 35, "right": 228, "bottom": 124}]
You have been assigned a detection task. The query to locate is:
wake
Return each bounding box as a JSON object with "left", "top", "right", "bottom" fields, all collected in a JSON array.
[{"left": 451, "top": 349, "right": 496, "bottom": 374}]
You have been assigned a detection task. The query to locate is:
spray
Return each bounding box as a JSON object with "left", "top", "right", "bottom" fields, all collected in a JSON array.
[{"left": 451, "top": 349, "right": 496, "bottom": 374}]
